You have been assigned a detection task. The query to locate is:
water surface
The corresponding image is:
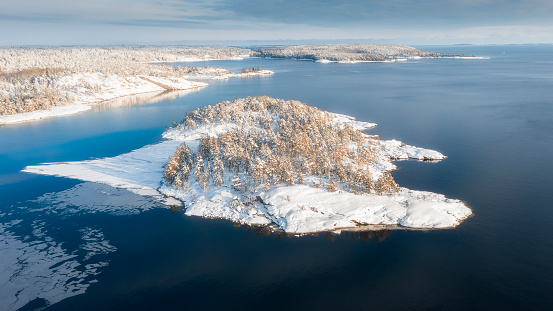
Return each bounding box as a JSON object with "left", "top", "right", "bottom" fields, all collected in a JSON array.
[{"left": 1, "top": 45, "right": 552, "bottom": 310}]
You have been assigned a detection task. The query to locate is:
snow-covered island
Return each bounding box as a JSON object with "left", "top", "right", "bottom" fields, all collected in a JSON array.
[
  {"left": 0, "top": 46, "right": 272, "bottom": 125},
  {"left": 253, "top": 44, "right": 475, "bottom": 62},
  {"left": 25, "top": 96, "right": 471, "bottom": 235},
  {"left": 159, "top": 96, "right": 471, "bottom": 233}
]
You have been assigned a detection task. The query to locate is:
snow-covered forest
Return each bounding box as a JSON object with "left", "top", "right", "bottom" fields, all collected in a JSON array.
[
  {"left": 0, "top": 46, "right": 253, "bottom": 116},
  {"left": 253, "top": 44, "right": 463, "bottom": 62},
  {"left": 163, "top": 96, "right": 398, "bottom": 198}
]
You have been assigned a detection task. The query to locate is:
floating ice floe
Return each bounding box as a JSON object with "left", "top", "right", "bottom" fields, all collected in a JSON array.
[{"left": 0, "top": 220, "right": 116, "bottom": 311}]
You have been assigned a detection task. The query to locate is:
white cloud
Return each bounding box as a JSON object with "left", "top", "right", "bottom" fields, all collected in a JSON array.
[{"left": 1, "top": 0, "right": 553, "bottom": 44}]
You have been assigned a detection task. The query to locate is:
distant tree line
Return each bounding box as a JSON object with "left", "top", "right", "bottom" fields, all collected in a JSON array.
[{"left": 252, "top": 44, "right": 449, "bottom": 62}]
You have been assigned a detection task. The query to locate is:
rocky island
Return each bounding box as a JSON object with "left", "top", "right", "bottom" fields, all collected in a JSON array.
[
  {"left": 160, "top": 96, "right": 471, "bottom": 233},
  {"left": 23, "top": 96, "right": 472, "bottom": 234},
  {"left": 253, "top": 44, "right": 473, "bottom": 62}
]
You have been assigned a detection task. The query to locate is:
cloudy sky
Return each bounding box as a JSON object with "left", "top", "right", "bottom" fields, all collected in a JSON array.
[{"left": 1, "top": 0, "right": 552, "bottom": 45}]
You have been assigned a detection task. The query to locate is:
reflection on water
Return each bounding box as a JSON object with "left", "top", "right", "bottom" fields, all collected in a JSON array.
[
  {"left": 233, "top": 222, "right": 288, "bottom": 239},
  {"left": 342, "top": 229, "right": 392, "bottom": 242},
  {"left": 33, "top": 182, "right": 164, "bottom": 216},
  {"left": 0, "top": 211, "right": 116, "bottom": 311},
  {"left": 91, "top": 89, "right": 201, "bottom": 111},
  {"left": 230, "top": 221, "right": 393, "bottom": 242}
]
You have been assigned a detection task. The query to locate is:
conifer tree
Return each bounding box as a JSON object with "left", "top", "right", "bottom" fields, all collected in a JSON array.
[
  {"left": 232, "top": 174, "right": 242, "bottom": 192},
  {"left": 327, "top": 179, "right": 338, "bottom": 192}
]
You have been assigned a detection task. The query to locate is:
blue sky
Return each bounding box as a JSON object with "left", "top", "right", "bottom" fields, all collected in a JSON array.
[{"left": 1, "top": 0, "right": 552, "bottom": 45}]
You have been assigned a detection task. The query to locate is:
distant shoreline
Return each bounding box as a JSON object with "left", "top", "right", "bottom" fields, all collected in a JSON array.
[
  {"left": 1, "top": 44, "right": 481, "bottom": 125},
  {"left": 0, "top": 69, "right": 276, "bottom": 125}
]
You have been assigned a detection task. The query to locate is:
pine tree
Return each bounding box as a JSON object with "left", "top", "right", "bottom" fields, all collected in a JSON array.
[
  {"left": 232, "top": 174, "right": 242, "bottom": 192},
  {"left": 252, "top": 158, "right": 264, "bottom": 185},
  {"left": 164, "top": 156, "right": 179, "bottom": 185},
  {"left": 327, "top": 179, "right": 337, "bottom": 192},
  {"left": 262, "top": 181, "right": 271, "bottom": 192},
  {"left": 242, "top": 176, "right": 249, "bottom": 192},
  {"left": 296, "top": 169, "right": 303, "bottom": 184},
  {"left": 194, "top": 153, "right": 204, "bottom": 185},
  {"left": 201, "top": 171, "right": 209, "bottom": 190}
]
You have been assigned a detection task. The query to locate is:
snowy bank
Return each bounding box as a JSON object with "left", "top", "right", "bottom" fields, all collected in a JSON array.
[
  {"left": 0, "top": 104, "right": 92, "bottom": 124},
  {"left": 0, "top": 74, "right": 207, "bottom": 125}
]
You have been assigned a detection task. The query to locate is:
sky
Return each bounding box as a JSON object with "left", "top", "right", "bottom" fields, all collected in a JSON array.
[{"left": 1, "top": 0, "right": 552, "bottom": 45}]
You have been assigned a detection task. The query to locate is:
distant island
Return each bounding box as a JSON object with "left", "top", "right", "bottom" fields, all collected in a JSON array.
[
  {"left": 159, "top": 96, "right": 472, "bottom": 233},
  {"left": 253, "top": 44, "right": 474, "bottom": 62}
]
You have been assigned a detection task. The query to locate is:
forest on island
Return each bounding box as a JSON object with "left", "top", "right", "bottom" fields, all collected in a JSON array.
[
  {"left": 253, "top": 44, "right": 457, "bottom": 61},
  {"left": 163, "top": 96, "right": 399, "bottom": 199}
]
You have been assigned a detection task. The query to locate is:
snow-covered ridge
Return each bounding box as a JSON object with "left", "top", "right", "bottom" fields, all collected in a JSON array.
[
  {"left": 24, "top": 97, "right": 471, "bottom": 234},
  {"left": 147, "top": 56, "right": 247, "bottom": 63},
  {"left": 0, "top": 68, "right": 274, "bottom": 125},
  {"left": 0, "top": 46, "right": 271, "bottom": 123}
]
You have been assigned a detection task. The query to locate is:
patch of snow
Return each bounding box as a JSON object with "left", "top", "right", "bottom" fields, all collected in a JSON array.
[
  {"left": 80, "top": 227, "right": 118, "bottom": 261},
  {"left": 331, "top": 113, "right": 377, "bottom": 130},
  {"left": 24, "top": 141, "right": 182, "bottom": 205},
  {"left": 380, "top": 139, "right": 447, "bottom": 160},
  {"left": 160, "top": 181, "right": 470, "bottom": 233}
]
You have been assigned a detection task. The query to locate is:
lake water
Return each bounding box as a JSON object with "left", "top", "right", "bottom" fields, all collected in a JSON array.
[{"left": 1, "top": 45, "right": 552, "bottom": 310}]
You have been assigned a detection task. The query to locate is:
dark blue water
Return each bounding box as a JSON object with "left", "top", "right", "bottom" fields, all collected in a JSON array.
[{"left": 1, "top": 45, "right": 552, "bottom": 310}]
